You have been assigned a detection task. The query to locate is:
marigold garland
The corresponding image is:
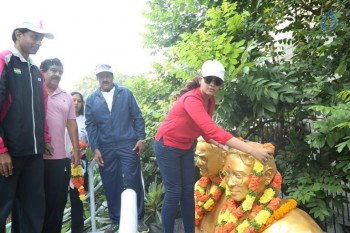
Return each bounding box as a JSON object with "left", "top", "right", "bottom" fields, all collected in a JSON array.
[
  {"left": 215, "top": 160, "right": 284, "bottom": 233},
  {"left": 78, "top": 140, "right": 88, "bottom": 154},
  {"left": 195, "top": 177, "right": 226, "bottom": 226},
  {"left": 258, "top": 198, "right": 298, "bottom": 232},
  {"left": 71, "top": 140, "right": 88, "bottom": 158},
  {"left": 71, "top": 163, "right": 85, "bottom": 201}
]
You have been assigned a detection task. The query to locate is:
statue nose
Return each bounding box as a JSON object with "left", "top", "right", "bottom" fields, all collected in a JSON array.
[
  {"left": 196, "top": 159, "right": 205, "bottom": 167},
  {"left": 227, "top": 175, "right": 240, "bottom": 186}
]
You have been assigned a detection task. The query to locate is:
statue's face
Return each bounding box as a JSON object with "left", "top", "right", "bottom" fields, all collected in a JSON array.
[
  {"left": 223, "top": 154, "right": 253, "bottom": 201},
  {"left": 195, "top": 142, "right": 223, "bottom": 179}
]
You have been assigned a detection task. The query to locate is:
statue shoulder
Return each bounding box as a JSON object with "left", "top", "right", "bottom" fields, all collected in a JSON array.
[{"left": 263, "top": 208, "right": 323, "bottom": 233}]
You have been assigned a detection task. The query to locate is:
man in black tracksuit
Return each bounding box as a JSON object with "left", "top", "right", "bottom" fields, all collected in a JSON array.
[{"left": 0, "top": 20, "right": 54, "bottom": 233}]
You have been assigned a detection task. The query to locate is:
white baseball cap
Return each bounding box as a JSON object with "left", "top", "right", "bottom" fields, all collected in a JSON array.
[
  {"left": 200, "top": 60, "right": 225, "bottom": 81},
  {"left": 95, "top": 64, "right": 113, "bottom": 75},
  {"left": 16, "top": 20, "right": 54, "bottom": 39}
]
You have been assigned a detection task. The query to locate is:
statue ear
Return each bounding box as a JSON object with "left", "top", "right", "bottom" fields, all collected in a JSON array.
[{"left": 264, "top": 168, "right": 275, "bottom": 185}]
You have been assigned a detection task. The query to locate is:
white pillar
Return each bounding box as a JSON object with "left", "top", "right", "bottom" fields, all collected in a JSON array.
[{"left": 119, "top": 189, "right": 138, "bottom": 233}]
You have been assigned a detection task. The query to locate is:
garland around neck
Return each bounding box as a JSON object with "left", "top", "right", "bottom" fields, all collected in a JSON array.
[
  {"left": 215, "top": 160, "right": 291, "bottom": 233},
  {"left": 195, "top": 177, "right": 226, "bottom": 226}
]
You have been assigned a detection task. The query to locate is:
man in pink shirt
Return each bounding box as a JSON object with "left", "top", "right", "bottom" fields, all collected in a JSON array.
[{"left": 41, "top": 58, "right": 80, "bottom": 233}]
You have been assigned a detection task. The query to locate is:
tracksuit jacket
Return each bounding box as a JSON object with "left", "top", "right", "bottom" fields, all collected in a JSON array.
[
  {"left": 85, "top": 84, "right": 146, "bottom": 151},
  {"left": 0, "top": 48, "right": 50, "bottom": 157}
]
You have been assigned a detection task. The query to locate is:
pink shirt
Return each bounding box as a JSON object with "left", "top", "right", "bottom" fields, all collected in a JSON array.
[
  {"left": 155, "top": 88, "right": 233, "bottom": 150},
  {"left": 44, "top": 87, "right": 76, "bottom": 160}
]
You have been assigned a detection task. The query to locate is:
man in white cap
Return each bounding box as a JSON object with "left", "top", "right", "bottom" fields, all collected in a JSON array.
[
  {"left": 0, "top": 19, "right": 54, "bottom": 232},
  {"left": 85, "top": 64, "right": 149, "bottom": 233}
]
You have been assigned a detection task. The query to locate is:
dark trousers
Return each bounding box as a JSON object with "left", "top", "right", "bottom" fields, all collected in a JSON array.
[
  {"left": 154, "top": 139, "right": 195, "bottom": 233},
  {"left": 99, "top": 144, "right": 145, "bottom": 226},
  {"left": 69, "top": 187, "right": 84, "bottom": 233},
  {"left": 0, "top": 154, "right": 45, "bottom": 233},
  {"left": 68, "top": 155, "right": 88, "bottom": 233},
  {"left": 42, "top": 159, "right": 70, "bottom": 233}
]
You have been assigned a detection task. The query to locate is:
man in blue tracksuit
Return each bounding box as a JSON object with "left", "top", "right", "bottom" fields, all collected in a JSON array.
[{"left": 85, "top": 64, "right": 149, "bottom": 233}]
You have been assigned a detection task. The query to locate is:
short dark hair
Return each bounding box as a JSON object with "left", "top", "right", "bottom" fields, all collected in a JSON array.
[
  {"left": 40, "top": 58, "right": 63, "bottom": 72},
  {"left": 71, "top": 91, "right": 85, "bottom": 116},
  {"left": 12, "top": 28, "right": 30, "bottom": 42}
]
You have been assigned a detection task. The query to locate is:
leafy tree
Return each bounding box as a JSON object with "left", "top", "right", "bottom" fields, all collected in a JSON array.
[{"left": 143, "top": 0, "right": 221, "bottom": 51}]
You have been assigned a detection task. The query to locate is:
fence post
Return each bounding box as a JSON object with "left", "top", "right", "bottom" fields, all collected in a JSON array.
[
  {"left": 88, "top": 160, "right": 97, "bottom": 232},
  {"left": 119, "top": 189, "right": 138, "bottom": 233}
]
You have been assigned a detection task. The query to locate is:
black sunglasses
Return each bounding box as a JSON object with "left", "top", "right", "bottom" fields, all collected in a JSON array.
[{"left": 203, "top": 76, "right": 223, "bottom": 86}]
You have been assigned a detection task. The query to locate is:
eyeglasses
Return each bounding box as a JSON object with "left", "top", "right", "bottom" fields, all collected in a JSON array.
[
  {"left": 203, "top": 76, "right": 223, "bottom": 86},
  {"left": 222, "top": 170, "right": 245, "bottom": 185}
]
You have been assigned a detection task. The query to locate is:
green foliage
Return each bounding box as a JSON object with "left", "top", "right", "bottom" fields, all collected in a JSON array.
[
  {"left": 172, "top": 1, "right": 250, "bottom": 79},
  {"left": 143, "top": 0, "right": 218, "bottom": 51},
  {"left": 73, "top": 72, "right": 98, "bottom": 98},
  {"left": 144, "top": 178, "right": 164, "bottom": 224},
  {"left": 308, "top": 102, "right": 350, "bottom": 150}
]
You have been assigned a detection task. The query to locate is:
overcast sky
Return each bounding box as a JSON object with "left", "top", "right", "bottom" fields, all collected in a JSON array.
[{"left": 0, "top": 0, "right": 157, "bottom": 91}]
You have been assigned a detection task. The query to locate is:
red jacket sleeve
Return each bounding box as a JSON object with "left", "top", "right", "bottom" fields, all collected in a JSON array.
[
  {"left": 182, "top": 95, "right": 233, "bottom": 144},
  {"left": 0, "top": 51, "right": 10, "bottom": 154},
  {"left": 42, "top": 78, "right": 51, "bottom": 143}
]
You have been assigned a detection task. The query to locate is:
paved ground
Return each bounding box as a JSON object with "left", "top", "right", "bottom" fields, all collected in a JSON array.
[{"left": 148, "top": 218, "right": 184, "bottom": 233}]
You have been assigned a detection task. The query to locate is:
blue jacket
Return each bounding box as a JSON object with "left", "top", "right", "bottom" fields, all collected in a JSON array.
[{"left": 85, "top": 84, "right": 146, "bottom": 151}]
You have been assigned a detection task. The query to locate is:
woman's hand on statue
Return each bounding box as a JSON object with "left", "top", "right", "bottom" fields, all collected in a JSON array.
[{"left": 252, "top": 147, "right": 273, "bottom": 163}]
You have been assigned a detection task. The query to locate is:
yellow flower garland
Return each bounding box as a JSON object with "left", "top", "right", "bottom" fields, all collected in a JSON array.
[
  {"left": 195, "top": 177, "right": 226, "bottom": 226},
  {"left": 258, "top": 199, "right": 298, "bottom": 232},
  {"left": 71, "top": 163, "right": 86, "bottom": 201},
  {"left": 215, "top": 160, "right": 285, "bottom": 233}
]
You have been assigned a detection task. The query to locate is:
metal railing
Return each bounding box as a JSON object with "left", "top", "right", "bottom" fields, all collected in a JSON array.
[
  {"left": 66, "top": 159, "right": 103, "bottom": 233},
  {"left": 5, "top": 160, "right": 103, "bottom": 233}
]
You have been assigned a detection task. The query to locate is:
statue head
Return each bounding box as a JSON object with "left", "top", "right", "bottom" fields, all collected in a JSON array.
[
  {"left": 195, "top": 137, "right": 226, "bottom": 180},
  {"left": 222, "top": 142, "right": 277, "bottom": 202}
]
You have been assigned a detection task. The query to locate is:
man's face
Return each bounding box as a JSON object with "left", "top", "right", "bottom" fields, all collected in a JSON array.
[
  {"left": 43, "top": 65, "right": 63, "bottom": 91},
  {"left": 195, "top": 142, "right": 223, "bottom": 179},
  {"left": 16, "top": 30, "right": 44, "bottom": 56},
  {"left": 223, "top": 154, "right": 253, "bottom": 202},
  {"left": 97, "top": 72, "right": 114, "bottom": 92}
]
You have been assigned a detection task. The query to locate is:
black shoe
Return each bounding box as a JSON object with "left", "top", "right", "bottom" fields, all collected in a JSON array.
[
  {"left": 104, "top": 223, "right": 119, "bottom": 233},
  {"left": 137, "top": 220, "right": 149, "bottom": 233}
]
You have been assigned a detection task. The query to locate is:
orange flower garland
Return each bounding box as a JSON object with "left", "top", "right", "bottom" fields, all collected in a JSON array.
[
  {"left": 195, "top": 177, "right": 226, "bottom": 226},
  {"left": 258, "top": 199, "right": 297, "bottom": 232},
  {"left": 71, "top": 140, "right": 88, "bottom": 158},
  {"left": 79, "top": 140, "right": 88, "bottom": 154},
  {"left": 215, "top": 160, "right": 285, "bottom": 233},
  {"left": 71, "top": 163, "right": 85, "bottom": 201}
]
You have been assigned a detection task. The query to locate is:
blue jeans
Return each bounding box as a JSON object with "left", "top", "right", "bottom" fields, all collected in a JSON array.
[{"left": 154, "top": 138, "right": 195, "bottom": 233}]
